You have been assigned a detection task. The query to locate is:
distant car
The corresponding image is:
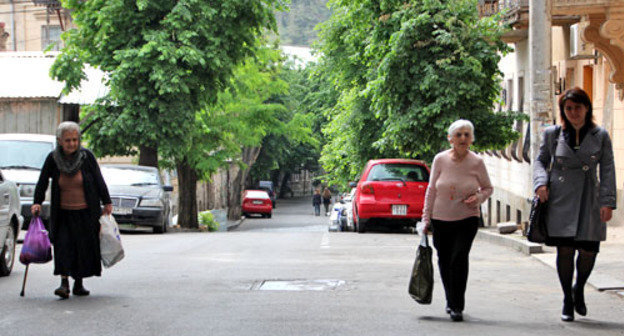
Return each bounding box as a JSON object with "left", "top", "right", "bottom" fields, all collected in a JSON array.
[
  {"left": 0, "top": 169, "right": 23, "bottom": 276},
  {"left": 352, "top": 159, "right": 430, "bottom": 233},
  {"left": 0, "top": 134, "right": 55, "bottom": 230},
  {"left": 101, "top": 165, "right": 174, "bottom": 234},
  {"left": 342, "top": 188, "right": 356, "bottom": 232},
  {"left": 258, "top": 180, "right": 276, "bottom": 208},
  {"left": 242, "top": 190, "right": 273, "bottom": 218}
]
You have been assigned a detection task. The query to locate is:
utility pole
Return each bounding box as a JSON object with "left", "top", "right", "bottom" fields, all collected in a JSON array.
[{"left": 529, "top": 0, "right": 553, "bottom": 175}]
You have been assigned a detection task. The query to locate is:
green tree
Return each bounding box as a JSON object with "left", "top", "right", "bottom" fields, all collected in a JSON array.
[
  {"left": 51, "top": 0, "right": 282, "bottom": 228},
  {"left": 316, "top": 0, "right": 521, "bottom": 186}
]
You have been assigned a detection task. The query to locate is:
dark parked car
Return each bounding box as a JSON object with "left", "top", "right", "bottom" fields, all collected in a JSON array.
[
  {"left": 352, "top": 159, "right": 429, "bottom": 233},
  {"left": 258, "top": 180, "right": 276, "bottom": 208},
  {"left": 101, "top": 165, "right": 174, "bottom": 234},
  {"left": 0, "top": 169, "right": 23, "bottom": 276}
]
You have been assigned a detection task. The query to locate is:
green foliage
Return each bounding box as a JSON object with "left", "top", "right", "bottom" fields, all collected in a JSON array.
[
  {"left": 249, "top": 64, "right": 325, "bottom": 186},
  {"left": 52, "top": 0, "right": 283, "bottom": 160},
  {"left": 316, "top": 0, "right": 522, "bottom": 187},
  {"left": 198, "top": 211, "right": 219, "bottom": 232},
  {"left": 275, "top": 0, "right": 331, "bottom": 46}
]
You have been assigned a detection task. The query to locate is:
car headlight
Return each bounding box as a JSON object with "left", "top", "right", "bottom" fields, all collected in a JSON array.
[
  {"left": 140, "top": 198, "right": 163, "bottom": 207},
  {"left": 19, "top": 184, "right": 36, "bottom": 198}
]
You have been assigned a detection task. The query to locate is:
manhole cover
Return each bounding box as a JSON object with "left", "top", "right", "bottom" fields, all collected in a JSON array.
[{"left": 252, "top": 279, "right": 345, "bottom": 291}]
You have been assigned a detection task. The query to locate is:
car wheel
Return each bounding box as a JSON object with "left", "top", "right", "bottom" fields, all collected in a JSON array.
[
  {"left": 0, "top": 226, "right": 16, "bottom": 276},
  {"left": 356, "top": 214, "right": 366, "bottom": 233},
  {"left": 267, "top": 212, "right": 272, "bottom": 219},
  {"left": 153, "top": 217, "right": 166, "bottom": 234}
]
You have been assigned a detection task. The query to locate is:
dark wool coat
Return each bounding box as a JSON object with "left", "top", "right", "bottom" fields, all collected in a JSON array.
[
  {"left": 534, "top": 125, "right": 617, "bottom": 241},
  {"left": 34, "top": 148, "right": 111, "bottom": 243}
]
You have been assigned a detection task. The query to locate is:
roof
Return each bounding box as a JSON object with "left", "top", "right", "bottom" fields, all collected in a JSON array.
[
  {"left": 367, "top": 158, "right": 428, "bottom": 166},
  {"left": 0, "top": 133, "right": 56, "bottom": 143},
  {"left": 0, "top": 52, "right": 109, "bottom": 104}
]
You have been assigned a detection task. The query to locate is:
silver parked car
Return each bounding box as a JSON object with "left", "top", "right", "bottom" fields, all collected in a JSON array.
[
  {"left": 101, "top": 165, "right": 174, "bottom": 234},
  {"left": 0, "top": 134, "right": 55, "bottom": 230},
  {"left": 0, "top": 169, "right": 23, "bottom": 276}
]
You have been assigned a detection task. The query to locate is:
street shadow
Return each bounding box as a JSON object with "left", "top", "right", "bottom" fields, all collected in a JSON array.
[
  {"left": 570, "top": 318, "right": 624, "bottom": 331},
  {"left": 361, "top": 223, "right": 415, "bottom": 234}
]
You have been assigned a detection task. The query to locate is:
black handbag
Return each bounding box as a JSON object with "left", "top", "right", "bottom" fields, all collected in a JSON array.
[
  {"left": 408, "top": 234, "right": 433, "bottom": 304},
  {"left": 528, "top": 126, "right": 560, "bottom": 243},
  {"left": 527, "top": 196, "right": 548, "bottom": 243}
]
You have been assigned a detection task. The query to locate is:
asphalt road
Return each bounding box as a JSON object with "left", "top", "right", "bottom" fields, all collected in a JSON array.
[{"left": 1, "top": 197, "right": 623, "bottom": 336}]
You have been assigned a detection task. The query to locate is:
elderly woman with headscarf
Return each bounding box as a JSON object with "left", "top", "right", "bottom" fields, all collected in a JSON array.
[
  {"left": 31, "top": 121, "right": 112, "bottom": 299},
  {"left": 422, "top": 119, "right": 493, "bottom": 322}
]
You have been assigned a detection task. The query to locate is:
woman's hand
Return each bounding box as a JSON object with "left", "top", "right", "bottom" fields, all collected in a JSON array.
[
  {"left": 536, "top": 185, "right": 549, "bottom": 203},
  {"left": 102, "top": 204, "right": 113, "bottom": 216},
  {"left": 31, "top": 204, "right": 41, "bottom": 216},
  {"left": 462, "top": 194, "right": 479, "bottom": 208},
  {"left": 600, "top": 207, "right": 613, "bottom": 222}
]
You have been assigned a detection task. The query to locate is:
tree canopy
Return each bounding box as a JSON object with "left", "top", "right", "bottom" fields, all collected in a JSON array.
[{"left": 316, "top": 0, "right": 521, "bottom": 186}]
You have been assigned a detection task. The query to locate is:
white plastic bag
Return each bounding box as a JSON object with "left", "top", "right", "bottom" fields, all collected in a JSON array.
[{"left": 99, "top": 215, "right": 125, "bottom": 268}]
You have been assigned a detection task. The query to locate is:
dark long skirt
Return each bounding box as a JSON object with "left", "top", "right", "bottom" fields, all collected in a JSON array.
[{"left": 54, "top": 209, "right": 102, "bottom": 278}]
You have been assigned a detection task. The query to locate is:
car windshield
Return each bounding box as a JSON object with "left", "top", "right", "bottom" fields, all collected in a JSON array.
[
  {"left": 0, "top": 140, "right": 54, "bottom": 170},
  {"left": 101, "top": 167, "right": 160, "bottom": 186},
  {"left": 367, "top": 163, "right": 429, "bottom": 182}
]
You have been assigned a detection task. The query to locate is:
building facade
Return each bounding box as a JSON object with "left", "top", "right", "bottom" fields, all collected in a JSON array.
[{"left": 479, "top": 0, "right": 624, "bottom": 228}]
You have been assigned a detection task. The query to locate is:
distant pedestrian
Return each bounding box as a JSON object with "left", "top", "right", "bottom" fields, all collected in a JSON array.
[
  {"left": 31, "top": 121, "right": 113, "bottom": 299},
  {"left": 422, "top": 119, "right": 493, "bottom": 322},
  {"left": 534, "top": 87, "right": 616, "bottom": 322},
  {"left": 322, "top": 188, "right": 332, "bottom": 215},
  {"left": 312, "top": 189, "right": 322, "bottom": 216}
]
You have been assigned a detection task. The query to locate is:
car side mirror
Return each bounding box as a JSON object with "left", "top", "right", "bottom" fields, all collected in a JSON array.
[
  {"left": 348, "top": 182, "right": 357, "bottom": 188},
  {"left": 163, "top": 185, "right": 174, "bottom": 192}
]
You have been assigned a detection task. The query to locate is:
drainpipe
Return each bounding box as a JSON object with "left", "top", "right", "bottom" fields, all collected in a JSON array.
[
  {"left": 10, "top": 0, "right": 16, "bottom": 51},
  {"left": 529, "top": 0, "right": 553, "bottom": 181}
]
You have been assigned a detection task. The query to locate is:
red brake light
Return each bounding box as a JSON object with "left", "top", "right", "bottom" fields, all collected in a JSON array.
[{"left": 361, "top": 182, "right": 374, "bottom": 195}]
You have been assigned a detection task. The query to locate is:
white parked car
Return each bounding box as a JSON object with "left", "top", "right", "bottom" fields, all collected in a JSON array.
[
  {"left": 0, "top": 134, "right": 55, "bottom": 230},
  {"left": 0, "top": 168, "right": 23, "bottom": 276}
]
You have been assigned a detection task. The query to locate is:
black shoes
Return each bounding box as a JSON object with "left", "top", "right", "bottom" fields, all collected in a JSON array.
[
  {"left": 54, "top": 285, "right": 70, "bottom": 299},
  {"left": 561, "top": 299, "right": 575, "bottom": 322},
  {"left": 72, "top": 278, "right": 90, "bottom": 296},
  {"left": 449, "top": 310, "right": 463, "bottom": 322},
  {"left": 573, "top": 285, "right": 587, "bottom": 316}
]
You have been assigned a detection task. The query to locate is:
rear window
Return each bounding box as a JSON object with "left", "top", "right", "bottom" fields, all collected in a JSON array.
[
  {"left": 246, "top": 191, "right": 269, "bottom": 199},
  {"left": 367, "top": 163, "right": 429, "bottom": 182}
]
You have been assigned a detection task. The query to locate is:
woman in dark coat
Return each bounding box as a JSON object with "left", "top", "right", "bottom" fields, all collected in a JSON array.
[
  {"left": 534, "top": 87, "right": 616, "bottom": 321},
  {"left": 312, "top": 189, "right": 322, "bottom": 216},
  {"left": 32, "top": 121, "right": 112, "bottom": 299}
]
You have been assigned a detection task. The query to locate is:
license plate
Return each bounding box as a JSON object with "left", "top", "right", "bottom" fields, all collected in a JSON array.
[
  {"left": 392, "top": 205, "right": 407, "bottom": 216},
  {"left": 252, "top": 200, "right": 263, "bottom": 205},
  {"left": 113, "top": 207, "right": 133, "bottom": 215}
]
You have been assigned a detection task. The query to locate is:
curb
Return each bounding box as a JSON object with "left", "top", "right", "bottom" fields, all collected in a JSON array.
[
  {"left": 476, "top": 228, "right": 624, "bottom": 298},
  {"left": 476, "top": 229, "right": 543, "bottom": 255}
]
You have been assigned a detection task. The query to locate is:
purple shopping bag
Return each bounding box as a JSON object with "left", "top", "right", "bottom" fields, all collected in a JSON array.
[{"left": 19, "top": 217, "right": 52, "bottom": 265}]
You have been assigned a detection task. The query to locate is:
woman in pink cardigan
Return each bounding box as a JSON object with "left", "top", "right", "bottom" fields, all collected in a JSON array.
[{"left": 422, "top": 119, "right": 493, "bottom": 322}]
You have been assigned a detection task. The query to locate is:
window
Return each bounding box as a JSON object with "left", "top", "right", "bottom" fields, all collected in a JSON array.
[
  {"left": 367, "top": 163, "right": 429, "bottom": 182},
  {"left": 41, "top": 25, "right": 62, "bottom": 51}
]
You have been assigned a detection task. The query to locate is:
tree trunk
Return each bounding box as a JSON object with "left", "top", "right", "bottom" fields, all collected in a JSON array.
[
  {"left": 279, "top": 172, "right": 291, "bottom": 198},
  {"left": 227, "top": 146, "right": 262, "bottom": 220},
  {"left": 139, "top": 145, "right": 158, "bottom": 167},
  {"left": 176, "top": 158, "right": 198, "bottom": 229}
]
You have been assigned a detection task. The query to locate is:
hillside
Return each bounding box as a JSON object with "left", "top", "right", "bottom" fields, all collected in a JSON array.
[{"left": 275, "top": 0, "right": 330, "bottom": 47}]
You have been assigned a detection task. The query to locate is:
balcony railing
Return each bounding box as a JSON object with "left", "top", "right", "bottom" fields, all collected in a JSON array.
[{"left": 478, "top": 0, "right": 529, "bottom": 18}]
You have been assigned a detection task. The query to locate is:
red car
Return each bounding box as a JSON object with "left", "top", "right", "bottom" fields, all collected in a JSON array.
[
  {"left": 242, "top": 190, "right": 273, "bottom": 218},
  {"left": 352, "top": 159, "right": 430, "bottom": 233}
]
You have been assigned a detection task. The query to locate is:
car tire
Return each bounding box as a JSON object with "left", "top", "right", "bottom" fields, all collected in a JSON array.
[
  {"left": 267, "top": 212, "right": 272, "bottom": 219},
  {"left": 153, "top": 217, "right": 166, "bottom": 234},
  {"left": 356, "top": 211, "right": 366, "bottom": 233},
  {"left": 0, "top": 226, "right": 16, "bottom": 276}
]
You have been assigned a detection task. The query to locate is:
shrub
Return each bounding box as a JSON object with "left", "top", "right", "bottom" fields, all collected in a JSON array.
[{"left": 198, "top": 211, "right": 220, "bottom": 232}]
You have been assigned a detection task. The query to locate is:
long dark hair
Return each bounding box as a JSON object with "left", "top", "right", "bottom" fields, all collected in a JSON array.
[{"left": 558, "top": 87, "right": 595, "bottom": 129}]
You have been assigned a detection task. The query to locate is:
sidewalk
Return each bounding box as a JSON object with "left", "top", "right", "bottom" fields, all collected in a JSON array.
[{"left": 476, "top": 224, "right": 624, "bottom": 298}]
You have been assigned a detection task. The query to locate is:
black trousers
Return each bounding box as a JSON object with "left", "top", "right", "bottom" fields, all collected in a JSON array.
[{"left": 432, "top": 217, "right": 479, "bottom": 311}]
